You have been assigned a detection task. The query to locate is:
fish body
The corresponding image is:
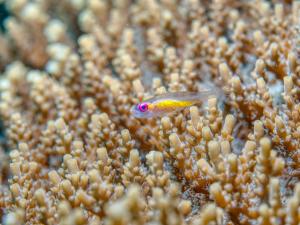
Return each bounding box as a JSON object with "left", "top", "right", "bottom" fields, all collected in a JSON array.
[{"left": 131, "top": 90, "right": 217, "bottom": 118}]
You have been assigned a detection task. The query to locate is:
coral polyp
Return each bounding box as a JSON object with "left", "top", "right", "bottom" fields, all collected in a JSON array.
[{"left": 0, "top": 0, "right": 299, "bottom": 224}]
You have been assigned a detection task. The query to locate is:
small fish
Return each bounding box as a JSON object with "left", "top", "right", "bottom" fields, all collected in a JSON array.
[{"left": 131, "top": 90, "right": 219, "bottom": 118}]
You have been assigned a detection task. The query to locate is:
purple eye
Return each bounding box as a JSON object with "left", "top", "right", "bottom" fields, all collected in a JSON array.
[{"left": 138, "top": 103, "right": 148, "bottom": 112}]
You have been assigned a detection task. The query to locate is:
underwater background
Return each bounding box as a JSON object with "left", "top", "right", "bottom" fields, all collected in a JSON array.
[{"left": 0, "top": 0, "right": 299, "bottom": 224}]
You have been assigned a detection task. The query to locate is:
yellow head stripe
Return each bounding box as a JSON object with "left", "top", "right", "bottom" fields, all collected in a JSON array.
[{"left": 147, "top": 103, "right": 154, "bottom": 110}]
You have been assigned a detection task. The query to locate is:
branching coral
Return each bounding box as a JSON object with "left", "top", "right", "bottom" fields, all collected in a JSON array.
[{"left": 0, "top": 0, "right": 299, "bottom": 225}]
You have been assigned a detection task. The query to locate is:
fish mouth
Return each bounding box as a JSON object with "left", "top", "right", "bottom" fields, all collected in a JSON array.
[
  {"left": 130, "top": 106, "right": 148, "bottom": 118},
  {"left": 130, "top": 106, "right": 140, "bottom": 117},
  {"left": 130, "top": 105, "right": 138, "bottom": 113}
]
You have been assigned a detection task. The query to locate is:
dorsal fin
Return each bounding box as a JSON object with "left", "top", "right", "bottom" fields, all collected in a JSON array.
[{"left": 144, "top": 90, "right": 218, "bottom": 103}]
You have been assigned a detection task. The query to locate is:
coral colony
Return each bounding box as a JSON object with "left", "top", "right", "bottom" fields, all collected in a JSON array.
[{"left": 0, "top": 0, "right": 299, "bottom": 224}]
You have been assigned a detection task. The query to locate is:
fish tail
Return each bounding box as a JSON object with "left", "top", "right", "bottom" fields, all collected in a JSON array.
[
  {"left": 191, "top": 87, "right": 229, "bottom": 106},
  {"left": 198, "top": 83, "right": 229, "bottom": 98},
  {"left": 195, "top": 89, "right": 221, "bottom": 100}
]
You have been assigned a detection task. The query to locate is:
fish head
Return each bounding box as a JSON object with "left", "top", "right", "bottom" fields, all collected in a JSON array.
[{"left": 131, "top": 102, "right": 153, "bottom": 118}]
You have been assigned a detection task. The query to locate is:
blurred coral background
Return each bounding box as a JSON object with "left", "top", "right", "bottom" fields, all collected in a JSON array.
[{"left": 0, "top": 0, "right": 299, "bottom": 224}]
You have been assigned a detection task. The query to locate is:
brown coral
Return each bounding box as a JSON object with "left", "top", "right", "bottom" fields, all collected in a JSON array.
[{"left": 0, "top": 0, "right": 300, "bottom": 225}]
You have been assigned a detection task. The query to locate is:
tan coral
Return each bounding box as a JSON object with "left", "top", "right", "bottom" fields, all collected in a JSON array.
[{"left": 0, "top": 1, "right": 299, "bottom": 225}]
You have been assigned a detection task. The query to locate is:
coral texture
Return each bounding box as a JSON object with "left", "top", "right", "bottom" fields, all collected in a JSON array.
[{"left": 0, "top": 0, "right": 299, "bottom": 224}]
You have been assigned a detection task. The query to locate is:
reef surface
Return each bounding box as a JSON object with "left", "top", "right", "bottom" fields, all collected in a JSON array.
[{"left": 0, "top": 0, "right": 299, "bottom": 224}]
